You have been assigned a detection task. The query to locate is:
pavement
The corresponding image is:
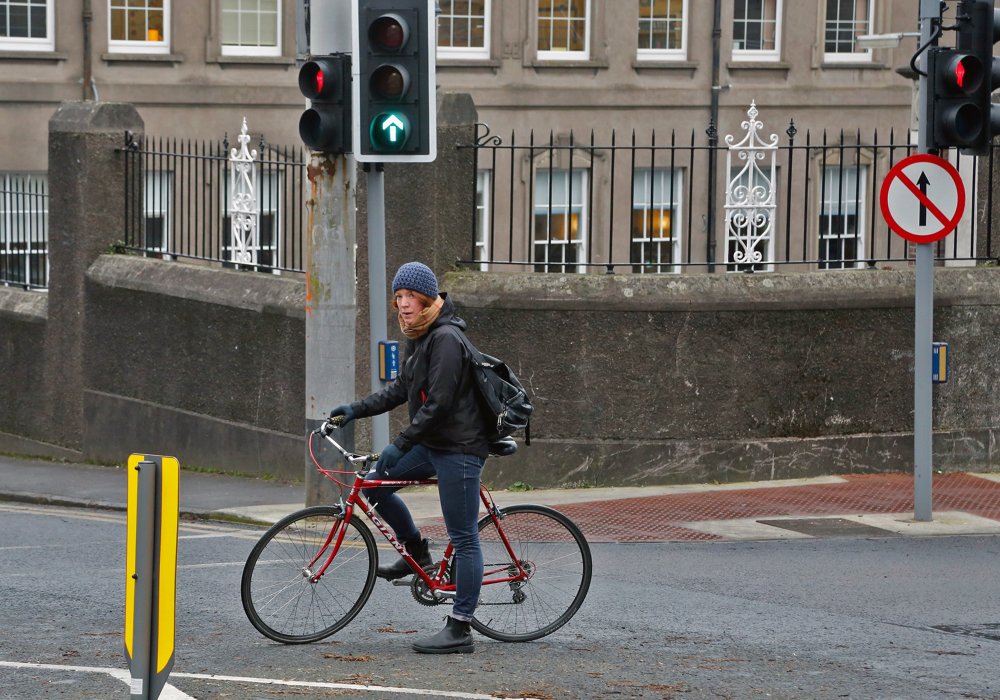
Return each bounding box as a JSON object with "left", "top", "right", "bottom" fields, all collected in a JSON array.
[{"left": 3, "top": 453, "right": 1000, "bottom": 542}]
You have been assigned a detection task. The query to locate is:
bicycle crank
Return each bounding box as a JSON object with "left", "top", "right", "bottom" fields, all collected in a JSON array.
[{"left": 411, "top": 569, "right": 451, "bottom": 606}]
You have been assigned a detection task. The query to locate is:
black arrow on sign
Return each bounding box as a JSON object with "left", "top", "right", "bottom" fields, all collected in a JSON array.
[{"left": 917, "top": 171, "right": 930, "bottom": 227}]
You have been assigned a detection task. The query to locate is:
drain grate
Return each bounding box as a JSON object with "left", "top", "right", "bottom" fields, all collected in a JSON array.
[
  {"left": 931, "top": 624, "right": 1000, "bottom": 642},
  {"left": 755, "top": 517, "right": 901, "bottom": 538}
]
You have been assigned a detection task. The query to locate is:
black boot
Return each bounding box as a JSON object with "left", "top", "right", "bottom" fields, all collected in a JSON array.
[
  {"left": 376, "top": 537, "right": 432, "bottom": 580},
  {"left": 412, "top": 616, "right": 474, "bottom": 654}
]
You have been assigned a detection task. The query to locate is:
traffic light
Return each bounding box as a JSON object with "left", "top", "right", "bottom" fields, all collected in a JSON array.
[
  {"left": 351, "top": 0, "right": 437, "bottom": 163},
  {"left": 957, "top": 0, "right": 1000, "bottom": 155},
  {"left": 926, "top": 46, "right": 984, "bottom": 150},
  {"left": 298, "top": 54, "right": 352, "bottom": 153}
]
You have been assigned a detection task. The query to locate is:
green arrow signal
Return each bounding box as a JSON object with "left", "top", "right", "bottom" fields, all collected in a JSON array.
[{"left": 369, "top": 111, "right": 411, "bottom": 152}]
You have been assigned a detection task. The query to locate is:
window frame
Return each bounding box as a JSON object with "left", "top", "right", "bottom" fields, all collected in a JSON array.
[
  {"left": 0, "top": 0, "right": 55, "bottom": 52},
  {"left": 437, "top": 0, "right": 490, "bottom": 61},
  {"left": 731, "top": 0, "right": 783, "bottom": 63},
  {"left": 220, "top": 0, "right": 281, "bottom": 58},
  {"left": 631, "top": 167, "right": 683, "bottom": 274},
  {"left": 474, "top": 170, "right": 491, "bottom": 271},
  {"left": 108, "top": 0, "right": 171, "bottom": 55},
  {"left": 0, "top": 172, "right": 48, "bottom": 289},
  {"left": 536, "top": 0, "right": 591, "bottom": 62},
  {"left": 822, "top": 0, "right": 873, "bottom": 64},
  {"left": 532, "top": 168, "right": 589, "bottom": 273},
  {"left": 636, "top": 0, "right": 688, "bottom": 62},
  {"left": 818, "top": 164, "right": 867, "bottom": 269}
]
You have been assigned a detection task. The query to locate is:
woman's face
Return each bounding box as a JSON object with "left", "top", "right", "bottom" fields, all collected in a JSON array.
[{"left": 395, "top": 289, "right": 427, "bottom": 324}]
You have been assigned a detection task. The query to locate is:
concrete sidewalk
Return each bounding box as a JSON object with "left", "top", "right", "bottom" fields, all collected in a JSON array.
[{"left": 3, "top": 454, "right": 1000, "bottom": 542}]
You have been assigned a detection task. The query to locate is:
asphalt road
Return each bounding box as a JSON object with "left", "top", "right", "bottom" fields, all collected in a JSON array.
[{"left": 2, "top": 502, "right": 1000, "bottom": 699}]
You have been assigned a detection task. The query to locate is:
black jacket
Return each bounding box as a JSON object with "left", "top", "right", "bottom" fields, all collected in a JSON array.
[{"left": 351, "top": 294, "right": 490, "bottom": 458}]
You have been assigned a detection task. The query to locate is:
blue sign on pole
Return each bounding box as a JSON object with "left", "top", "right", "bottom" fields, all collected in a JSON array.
[
  {"left": 378, "top": 340, "right": 399, "bottom": 381},
  {"left": 932, "top": 342, "right": 948, "bottom": 383}
]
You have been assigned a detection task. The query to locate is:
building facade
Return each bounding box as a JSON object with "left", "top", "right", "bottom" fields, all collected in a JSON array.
[{"left": 1, "top": 0, "right": 931, "bottom": 286}]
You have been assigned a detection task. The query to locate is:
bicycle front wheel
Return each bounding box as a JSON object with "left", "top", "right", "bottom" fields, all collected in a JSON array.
[
  {"left": 472, "top": 504, "right": 592, "bottom": 642},
  {"left": 241, "top": 506, "right": 378, "bottom": 644}
]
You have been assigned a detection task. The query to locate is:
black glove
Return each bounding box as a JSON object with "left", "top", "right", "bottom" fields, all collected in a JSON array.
[
  {"left": 329, "top": 404, "right": 355, "bottom": 427},
  {"left": 375, "top": 444, "right": 403, "bottom": 475}
]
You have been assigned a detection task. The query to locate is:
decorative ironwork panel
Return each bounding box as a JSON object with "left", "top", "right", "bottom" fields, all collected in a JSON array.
[
  {"left": 229, "top": 118, "right": 258, "bottom": 266},
  {"left": 724, "top": 102, "right": 778, "bottom": 271}
]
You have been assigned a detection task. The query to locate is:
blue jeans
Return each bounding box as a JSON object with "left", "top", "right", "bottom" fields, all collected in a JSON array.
[{"left": 363, "top": 444, "right": 485, "bottom": 621}]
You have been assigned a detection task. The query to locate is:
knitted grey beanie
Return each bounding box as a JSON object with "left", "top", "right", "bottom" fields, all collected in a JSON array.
[{"left": 392, "top": 261, "right": 439, "bottom": 299}]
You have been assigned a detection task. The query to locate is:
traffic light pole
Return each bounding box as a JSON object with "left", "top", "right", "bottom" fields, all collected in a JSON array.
[
  {"left": 366, "top": 164, "right": 390, "bottom": 450},
  {"left": 914, "top": 0, "right": 940, "bottom": 522},
  {"left": 304, "top": 0, "right": 358, "bottom": 505}
]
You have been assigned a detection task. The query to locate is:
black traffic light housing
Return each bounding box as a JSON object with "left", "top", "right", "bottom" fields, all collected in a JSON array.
[
  {"left": 957, "top": 0, "right": 1000, "bottom": 155},
  {"left": 298, "top": 54, "right": 352, "bottom": 153},
  {"left": 925, "top": 0, "right": 1000, "bottom": 155},
  {"left": 352, "top": 0, "right": 437, "bottom": 163},
  {"left": 927, "top": 46, "right": 985, "bottom": 150}
]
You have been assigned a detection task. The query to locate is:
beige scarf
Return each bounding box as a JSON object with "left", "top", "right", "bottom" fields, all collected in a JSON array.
[{"left": 398, "top": 295, "right": 444, "bottom": 339}]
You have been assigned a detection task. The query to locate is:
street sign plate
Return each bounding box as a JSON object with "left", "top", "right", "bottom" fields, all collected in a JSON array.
[{"left": 879, "top": 154, "right": 965, "bottom": 244}]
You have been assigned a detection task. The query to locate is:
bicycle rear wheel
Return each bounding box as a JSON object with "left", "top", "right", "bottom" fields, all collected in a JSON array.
[
  {"left": 471, "top": 504, "right": 592, "bottom": 642},
  {"left": 241, "top": 506, "right": 377, "bottom": 644}
]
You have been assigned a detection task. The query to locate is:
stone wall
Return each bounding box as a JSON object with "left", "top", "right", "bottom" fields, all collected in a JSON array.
[{"left": 444, "top": 267, "right": 1000, "bottom": 487}]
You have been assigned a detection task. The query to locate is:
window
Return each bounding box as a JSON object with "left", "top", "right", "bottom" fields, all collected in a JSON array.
[
  {"left": 732, "top": 0, "right": 782, "bottom": 61},
  {"left": 0, "top": 0, "right": 53, "bottom": 51},
  {"left": 144, "top": 171, "right": 172, "bottom": 254},
  {"left": 0, "top": 173, "right": 48, "bottom": 289},
  {"left": 637, "top": 0, "right": 686, "bottom": 60},
  {"left": 824, "top": 0, "right": 871, "bottom": 62},
  {"left": 537, "top": 0, "right": 589, "bottom": 61},
  {"left": 631, "top": 168, "right": 682, "bottom": 273},
  {"left": 534, "top": 169, "right": 587, "bottom": 273},
  {"left": 109, "top": 0, "right": 170, "bottom": 54},
  {"left": 819, "top": 165, "right": 866, "bottom": 269},
  {"left": 475, "top": 171, "right": 491, "bottom": 270},
  {"left": 438, "top": 0, "right": 489, "bottom": 60},
  {"left": 221, "top": 0, "right": 280, "bottom": 57}
]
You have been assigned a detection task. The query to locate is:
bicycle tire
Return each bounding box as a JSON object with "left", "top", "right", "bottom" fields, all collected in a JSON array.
[
  {"left": 241, "top": 506, "right": 378, "bottom": 644},
  {"left": 470, "top": 504, "right": 592, "bottom": 642}
]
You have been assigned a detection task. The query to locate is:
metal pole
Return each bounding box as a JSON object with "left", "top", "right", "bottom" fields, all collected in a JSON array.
[
  {"left": 914, "top": 0, "right": 939, "bottom": 521},
  {"left": 129, "top": 461, "right": 155, "bottom": 700},
  {"left": 367, "top": 165, "right": 390, "bottom": 450},
  {"left": 304, "top": 0, "right": 357, "bottom": 505}
]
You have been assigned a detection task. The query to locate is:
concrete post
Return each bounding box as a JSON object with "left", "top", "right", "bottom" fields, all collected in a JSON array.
[{"left": 46, "top": 102, "right": 144, "bottom": 450}]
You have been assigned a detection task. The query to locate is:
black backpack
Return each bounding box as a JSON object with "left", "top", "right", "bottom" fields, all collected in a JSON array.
[{"left": 458, "top": 334, "right": 533, "bottom": 445}]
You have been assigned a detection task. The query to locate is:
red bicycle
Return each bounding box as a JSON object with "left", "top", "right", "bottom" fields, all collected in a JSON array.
[{"left": 241, "top": 416, "right": 592, "bottom": 644}]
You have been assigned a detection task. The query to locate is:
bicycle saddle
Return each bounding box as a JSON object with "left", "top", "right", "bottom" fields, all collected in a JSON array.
[{"left": 488, "top": 437, "right": 518, "bottom": 457}]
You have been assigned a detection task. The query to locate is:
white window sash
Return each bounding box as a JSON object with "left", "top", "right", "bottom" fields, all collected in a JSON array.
[
  {"left": 822, "top": 0, "right": 873, "bottom": 62},
  {"left": 437, "top": 0, "right": 490, "bottom": 60},
  {"left": 220, "top": 0, "right": 281, "bottom": 57},
  {"left": 635, "top": 0, "right": 688, "bottom": 62},
  {"left": 537, "top": 0, "right": 590, "bottom": 61},
  {"left": 731, "top": 0, "right": 782, "bottom": 62},
  {"left": 108, "top": 0, "right": 171, "bottom": 54},
  {"left": 0, "top": 0, "right": 55, "bottom": 51}
]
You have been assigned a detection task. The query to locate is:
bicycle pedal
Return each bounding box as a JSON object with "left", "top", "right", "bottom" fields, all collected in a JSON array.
[{"left": 390, "top": 577, "right": 413, "bottom": 587}]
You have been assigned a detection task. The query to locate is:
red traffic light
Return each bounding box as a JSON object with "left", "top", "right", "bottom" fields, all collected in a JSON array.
[
  {"left": 369, "top": 14, "right": 408, "bottom": 51},
  {"left": 943, "top": 53, "right": 984, "bottom": 94},
  {"left": 299, "top": 59, "right": 341, "bottom": 100}
]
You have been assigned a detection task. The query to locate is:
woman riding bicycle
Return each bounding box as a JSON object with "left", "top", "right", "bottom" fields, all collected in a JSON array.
[{"left": 330, "top": 261, "right": 489, "bottom": 655}]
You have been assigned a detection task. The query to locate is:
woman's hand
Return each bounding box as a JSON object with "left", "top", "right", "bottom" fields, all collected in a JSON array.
[
  {"left": 329, "top": 404, "right": 355, "bottom": 427},
  {"left": 375, "top": 444, "right": 403, "bottom": 474}
]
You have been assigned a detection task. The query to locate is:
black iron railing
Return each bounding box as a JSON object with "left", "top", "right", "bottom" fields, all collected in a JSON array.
[
  {"left": 121, "top": 131, "right": 308, "bottom": 274},
  {"left": 0, "top": 175, "right": 48, "bottom": 290},
  {"left": 462, "top": 121, "right": 998, "bottom": 273}
]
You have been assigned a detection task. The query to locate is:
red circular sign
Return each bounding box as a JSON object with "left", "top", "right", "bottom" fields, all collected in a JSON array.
[{"left": 879, "top": 154, "right": 965, "bottom": 244}]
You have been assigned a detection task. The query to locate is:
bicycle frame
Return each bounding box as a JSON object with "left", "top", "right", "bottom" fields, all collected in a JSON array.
[{"left": 307, "top": 429, "right": 529, "bottom": 598}]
